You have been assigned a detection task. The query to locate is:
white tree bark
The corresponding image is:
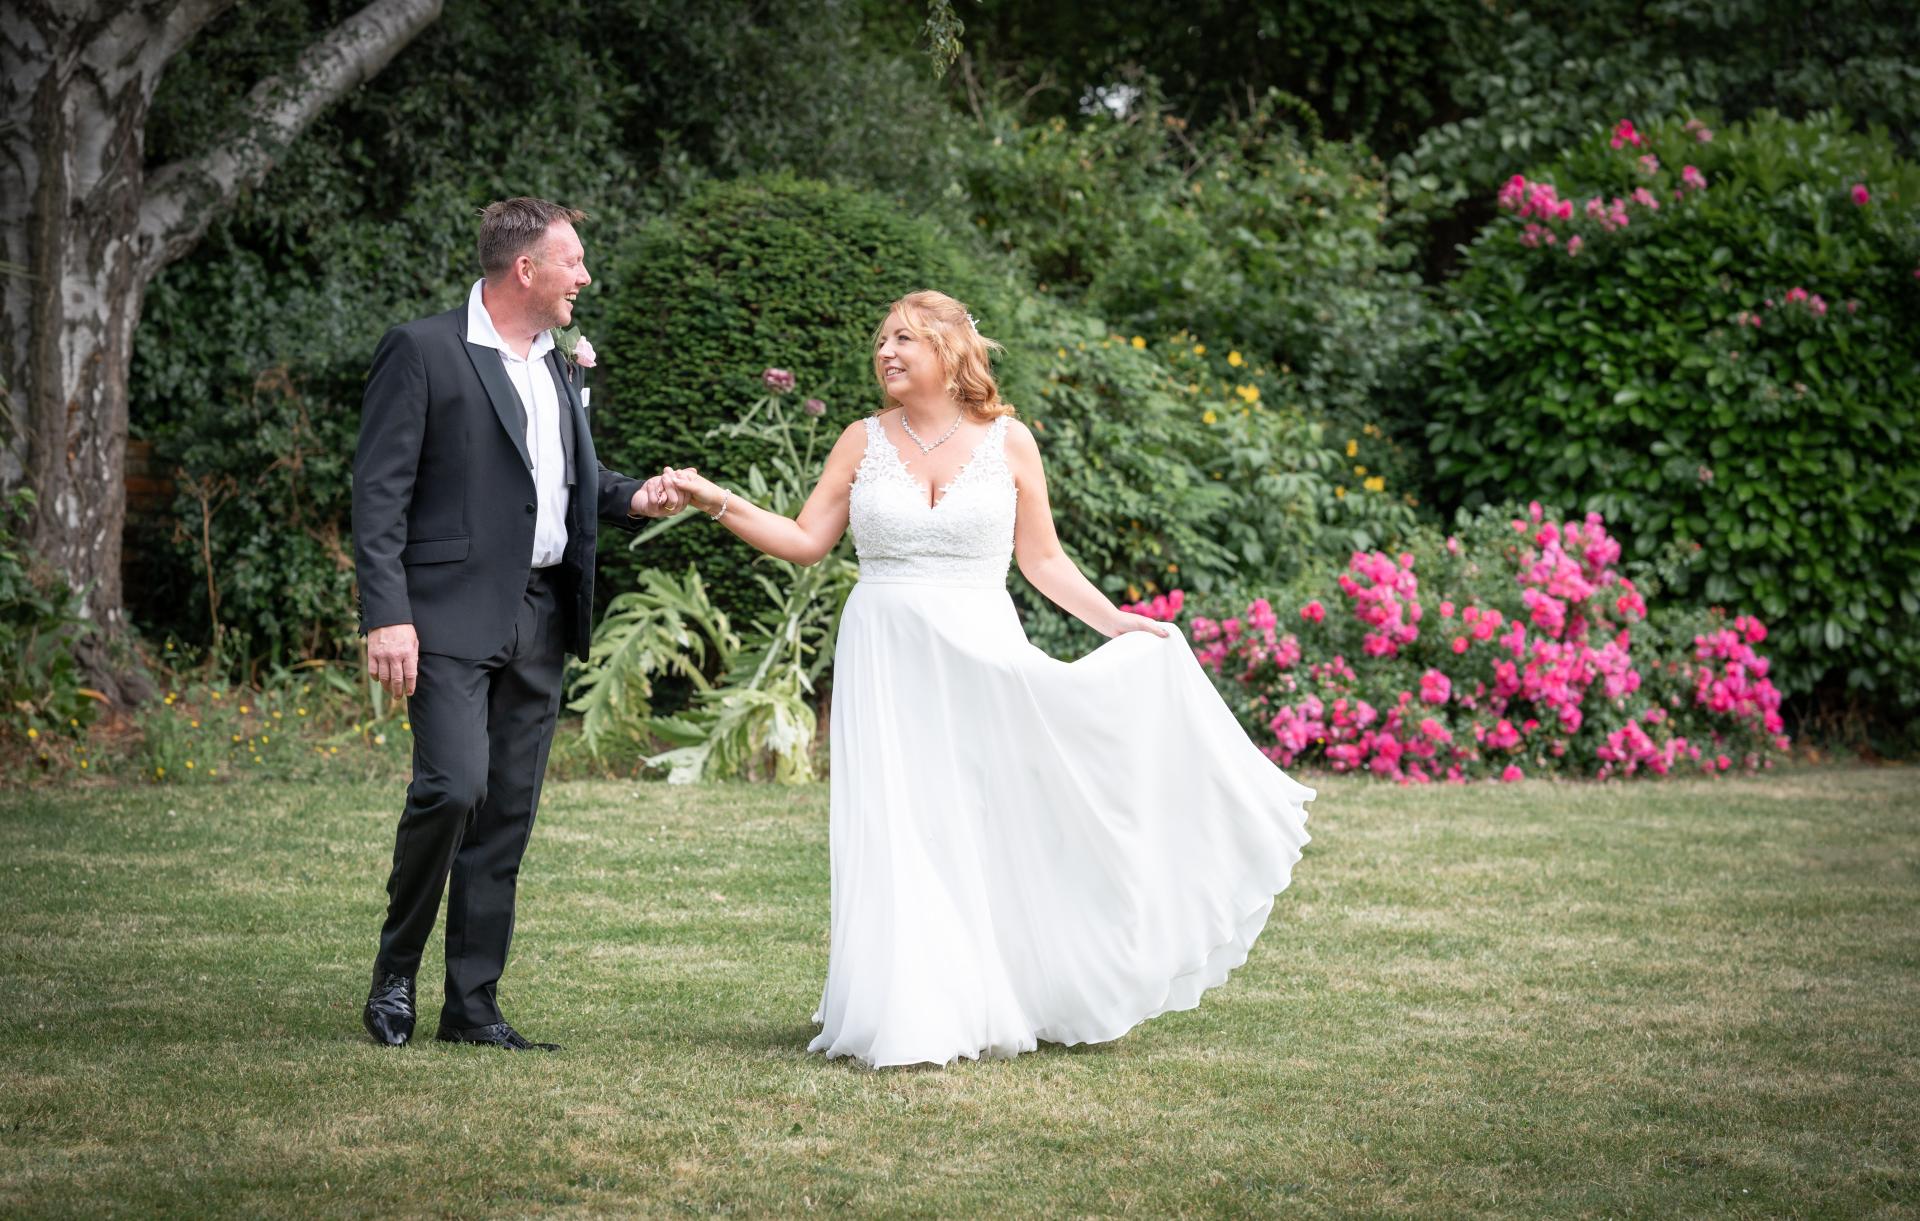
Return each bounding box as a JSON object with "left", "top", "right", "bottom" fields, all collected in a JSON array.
[{"left": 0, "top": 0, "right": 440, "bottom": 667}]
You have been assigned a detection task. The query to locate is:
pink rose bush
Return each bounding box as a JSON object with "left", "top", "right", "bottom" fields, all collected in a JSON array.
[{"left": 1141, "top": 503, "right": 1789, "bottom": 783}]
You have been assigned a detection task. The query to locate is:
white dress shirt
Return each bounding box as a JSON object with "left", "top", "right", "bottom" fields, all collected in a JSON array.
[{"left": 467, "top": 280, "right": 569, "bottom": 568}]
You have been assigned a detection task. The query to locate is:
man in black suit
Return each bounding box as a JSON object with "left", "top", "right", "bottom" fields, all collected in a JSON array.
[{"left": 352, "top": 197, "right": 681, "bottom": 1050}]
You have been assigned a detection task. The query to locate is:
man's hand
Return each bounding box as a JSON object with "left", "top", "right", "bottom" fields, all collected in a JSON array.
[
  {"left": 367, "top": 623, "right": 420, "bottom": 698},
  {"left": 631, "top": 468, "right": 697, "bottom": 518}
]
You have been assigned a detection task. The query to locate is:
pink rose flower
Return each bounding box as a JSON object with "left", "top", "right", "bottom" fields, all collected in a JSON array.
[
  {"left": 573, "top": 337, "right": 597, "bottom": 368},
  {"left": 1852, "top": 183, "right": 1870, "bottom": 206},
  {"left": 1500, "top": 764, "right": 1524, "bottom": 783}
]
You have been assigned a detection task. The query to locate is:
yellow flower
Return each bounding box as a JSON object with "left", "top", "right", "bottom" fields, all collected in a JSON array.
[
  {"left": 239, "top": 705, "right": 250, "bottom": 714},
  {"left": 1346, "top": 439, "right": 1358, "bottom": 457},
  {"left": 1364, "top": 475, "right": 1386, "bottom": 492},
  {"left": 1354, "top": 465, "right": 1367, "bottom": 476},
  {"left": 1127, "top": 585, "right": 1141, "bottom": 601},
  {"left": 25, "top": 727, "right": 37, "bottom": 740},
  {"left": 155, "top": 767, "right": 166, "bottom": 778},
  {"left": 1186, "top": 383, "right": 1199, "bottom": 394},
  {"left": 1335, "top": 486, "right": 1347, "bottom": 499},
  {"left": 185, "top": 760, "right": 194, "bottom": 770},
  {"left": 79, "top": 760, "right": 88, "bottom": 770},
  {"left": 272, "top": 710, "right": 282, "bottom": 720},
  {"left": 402, "top": 721, "right": 411, "bottom": 731},
  {"left": 190, "top": 720, "right": 200, "bottom": 729},
  {"left": 1202, "top": 409, "right": 1218, "bottom": 425},
  {"left": 1236, "top": 384, "right": 1259, "bottom": 404},
  {"left": 1193, "top": 344, "right": 1207, "bottom": 356},
  {"left": 69, "top": 717, "right": 78, "bottom": 727},
  {"left": 1167, "top": 563, "right": 1179, "bottom": 574},
  {"left": 296, "top": 708, "right": 307, "bottom": 717},
  {"left": 210, "top": 690, "right": 222, "bottom": 700},
  {"left": 231, "top": 734, "right": 241, "bottom": 743},
  {"left": 1056, "top": 347, "right": 1067, "bottom": 359},
  {"left": 254, "top": 756, "right": 263, "bottom": 764},
  {"left": 208, "top": 769, "right": 216, "bottom": 777},
  {"left": 1130, "top": 336, "right": 1145, "bottom": 349},
  {"left": 165, "top": 642, "right": 174, "bottom": 651},
  {"left": 1227, "top": 351, "right": 1244, "bottom": 368},
  {"left": 374, "top": 734, "right": 387, "bottom": 746}
]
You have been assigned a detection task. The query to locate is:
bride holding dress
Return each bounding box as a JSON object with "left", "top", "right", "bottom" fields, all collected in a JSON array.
[{"left": 665, "top": 290, "right": 1314, "bottom": 1068}]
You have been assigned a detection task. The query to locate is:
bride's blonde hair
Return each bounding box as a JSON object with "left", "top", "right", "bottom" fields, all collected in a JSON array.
[{"left": 872, "top": 290, "right": 1014, "bottom": 420}]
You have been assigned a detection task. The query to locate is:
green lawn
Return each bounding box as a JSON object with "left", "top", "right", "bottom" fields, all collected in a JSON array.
[{"left": 2, "top": 767, "right": 1915, "bottom": 1217}]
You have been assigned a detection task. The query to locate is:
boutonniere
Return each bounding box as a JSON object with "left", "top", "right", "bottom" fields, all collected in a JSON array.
[{"left": 551, "top": 326, "right": 597, "bottom": 373}]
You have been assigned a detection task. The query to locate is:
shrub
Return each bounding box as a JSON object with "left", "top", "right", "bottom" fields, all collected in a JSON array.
[
  {"left": 960, "top": 91, "right": 1432, "bottom": 439},
  {"left": 1424, "top": 111, "right": 1920, "bottom": 706},
  {"left": 1127, "top": 502, "right": 1790, "bottom": 782}
]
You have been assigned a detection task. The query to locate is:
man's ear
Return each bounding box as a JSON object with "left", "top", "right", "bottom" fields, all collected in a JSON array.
[{"left": 514, "top": 254, "right": 537, "bottom": 287}]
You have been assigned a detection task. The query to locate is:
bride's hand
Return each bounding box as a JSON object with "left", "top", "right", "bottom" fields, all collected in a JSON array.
[{"left": 1107, "top": 611, "right": 1171, "bottom": 639}]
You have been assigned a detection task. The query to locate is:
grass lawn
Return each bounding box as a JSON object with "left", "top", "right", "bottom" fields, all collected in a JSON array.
[{"left": 1, "top": 766, "right": 1915, "bottom": 1216}]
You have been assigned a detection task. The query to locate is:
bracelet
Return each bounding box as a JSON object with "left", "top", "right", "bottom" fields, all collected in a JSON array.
[{"left": 709, "top": 489, "right": 731, "bottom": 522}]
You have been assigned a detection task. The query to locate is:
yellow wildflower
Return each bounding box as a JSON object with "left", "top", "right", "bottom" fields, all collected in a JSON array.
[
  {"left": 1236, "top": 384, "right": 1259, "bottom": 404},
  {"left": 1131, "top": 336, "right": 1145, "bottom": 349},
  {"left": 1354, "top": 465, "right": 1367, "bottom": 476},
  {"left": 1193, "top": 344, "right": 1207, "bottom": 356},
  {"left": 296, "top": 708, "right": 307, "bottom": 717},
  {"left": 1364, "top": 476, "right": 1386, "bottom": 492},
  {"left": 79, "top": 760, "right": 88, "bottom": 770},
  {"left": 185, "top": 760, "right": 194, "bottom": 770},
  {"left": 1346, "top": 439, "right": 1358, "bottom": 457},
  {"left": 402, "top": 722, "right": 411, "bottom": 731},
  {"left": 1227, "top": 351, "right": 1244, "bottom": 368},
  {"left": 1127, "top": 585, "right": 1141, "bottom": 601},
  {"left": 25, "top": 727, "right": 37, "bottom": 740},
  {"left": 155, "top": 767, "right": 166, "bottom": 778},
  {"left": 1335, "top": 486, "right": 1347, "bottom": 499},
  {"left": 190, "top": 720, "right": 199, "bottom": 728},
  {"left": 1056, "top": 348, "right": 1066, "bottom": 359},
  {"left": 1202, "top": 409, "right": 1218, "bottom": 425},
  {"left": 239, "top": 705, "right": 250, "bottom": 714}
]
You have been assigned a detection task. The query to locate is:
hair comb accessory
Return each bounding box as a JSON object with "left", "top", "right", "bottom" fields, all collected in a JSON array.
[{"left": 966, "top": 313, "right": 979, "bottom": 332}]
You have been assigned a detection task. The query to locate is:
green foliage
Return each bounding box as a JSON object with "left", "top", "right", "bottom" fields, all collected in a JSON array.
[
  {"left": 0, "top": 491, "right": 101, "bottom": 744},
  {"left": 1426, "top": 112, "right": 1920, "bottom": 705},
  {"left": 568, "top": 566, "right": 740, "bottom": 759},
  {"left": 959, "top": 91, "right": 1432, "bottom": 437},
  {"left": 1018, "top": 310, "right": 1418, "bottom": 655}
]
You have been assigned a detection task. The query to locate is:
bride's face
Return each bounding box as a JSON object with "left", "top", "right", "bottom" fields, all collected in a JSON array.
[{"left": 874, "top": 310, "right": 942, "bottom": 399}]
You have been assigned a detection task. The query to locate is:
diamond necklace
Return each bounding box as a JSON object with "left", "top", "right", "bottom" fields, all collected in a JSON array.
[{"left": 899, "top": 409, "right": 964, "bottom": 455}]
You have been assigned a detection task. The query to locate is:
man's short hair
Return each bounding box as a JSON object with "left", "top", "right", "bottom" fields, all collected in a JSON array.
[{"left": 477, "top": 197, "right": 588, "bottom": 278}]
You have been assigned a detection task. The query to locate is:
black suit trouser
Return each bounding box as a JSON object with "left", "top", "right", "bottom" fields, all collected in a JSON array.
[{"left": 373, "top": 567, "right": 566, "bottom": 1029}]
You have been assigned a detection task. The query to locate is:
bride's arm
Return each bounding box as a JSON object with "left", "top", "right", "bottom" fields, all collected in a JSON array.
[
  {"left": 666, "top": 421, "right": 864, "bottom": 566},
  {"left": 1006, "top": 420, "right": 1169, "bottom": 639}
]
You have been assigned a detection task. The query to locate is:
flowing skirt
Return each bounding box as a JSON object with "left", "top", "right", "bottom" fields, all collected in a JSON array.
[{"left": 808, "top": 580, "right": 1314, "bottom": 1068}]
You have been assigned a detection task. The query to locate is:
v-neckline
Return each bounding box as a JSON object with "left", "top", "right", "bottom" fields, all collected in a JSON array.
[{"left": 881, "top": 416, "right": 999, "bottom": 510}]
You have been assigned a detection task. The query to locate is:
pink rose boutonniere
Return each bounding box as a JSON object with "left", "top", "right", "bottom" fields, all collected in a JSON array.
[{"left": 552, "top": 327, "right": 598, "bottom": 405}]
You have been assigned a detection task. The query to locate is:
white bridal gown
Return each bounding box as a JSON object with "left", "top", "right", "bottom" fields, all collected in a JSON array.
[{"left": 809, "top": 415, "right": 1314, "bottom": 1068}]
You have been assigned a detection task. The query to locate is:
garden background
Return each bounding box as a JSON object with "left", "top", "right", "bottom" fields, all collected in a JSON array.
[{"left": 2, "top": 2, "right": 1917, "bottom": 1214}]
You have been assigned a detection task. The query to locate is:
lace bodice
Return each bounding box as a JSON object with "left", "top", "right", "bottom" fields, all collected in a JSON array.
[{"left": 848, "top": 415, "right": 1016, "bottom": 587}]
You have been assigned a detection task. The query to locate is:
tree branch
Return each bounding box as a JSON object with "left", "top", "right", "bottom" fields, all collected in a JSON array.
[{"left": 134, "top": 0, "right": 441, "bottom": 275}]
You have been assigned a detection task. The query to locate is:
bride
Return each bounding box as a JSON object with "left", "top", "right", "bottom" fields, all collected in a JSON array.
[{"left": 664, "top": 290, "right": 1314, "bottom": 1068}]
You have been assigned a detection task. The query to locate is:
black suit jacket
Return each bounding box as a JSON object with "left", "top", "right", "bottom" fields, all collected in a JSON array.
[{"left": 352, "top": 304, "right": 645, "bottom": 661}]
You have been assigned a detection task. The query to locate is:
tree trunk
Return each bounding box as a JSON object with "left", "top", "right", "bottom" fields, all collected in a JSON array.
[{"left": 0, "top": 0, "right": 440, "bottom": 674}]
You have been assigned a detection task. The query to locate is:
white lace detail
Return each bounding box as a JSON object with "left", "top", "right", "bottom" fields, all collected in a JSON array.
[{"left": 850, "top": 415, "right": 1015, "bottom": 588}]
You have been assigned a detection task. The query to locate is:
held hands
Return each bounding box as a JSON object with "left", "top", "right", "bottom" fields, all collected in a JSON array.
[
  {"left": 367, "top": 623, "right": 420, "bottom": 698},
  {"left": 631, "top": 468, "right": 699, "bottom": 518},
  {"left": 665, "top": 468, "right": 728, "bottom": 517}
]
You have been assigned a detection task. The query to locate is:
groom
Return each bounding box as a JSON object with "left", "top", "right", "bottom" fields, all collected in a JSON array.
[{"left": 353, "top": 197, "right": 681, "bottom": 1050}]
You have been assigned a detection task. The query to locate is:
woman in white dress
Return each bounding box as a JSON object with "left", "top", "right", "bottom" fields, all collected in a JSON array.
[{"left": 665, "top": 291, "right": 1314, "bottom": 1068}]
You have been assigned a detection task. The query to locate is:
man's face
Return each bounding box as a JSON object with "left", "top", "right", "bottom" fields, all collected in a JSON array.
[{"left": 529, "top": 221, "right": 591, "bottom": 329}]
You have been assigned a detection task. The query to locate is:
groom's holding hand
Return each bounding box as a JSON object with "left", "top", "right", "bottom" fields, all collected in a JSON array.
[{"left": 353, "top": 197, "right": 681, "bottom": 1050}]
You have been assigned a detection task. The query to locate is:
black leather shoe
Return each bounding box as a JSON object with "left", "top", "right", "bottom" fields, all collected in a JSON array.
[
  {"left": 434, "top": 1021, "right": 560, "bottom": 1052},
  {"left": 362, "top": 971, "right": 415, "bottom": 1046}
]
